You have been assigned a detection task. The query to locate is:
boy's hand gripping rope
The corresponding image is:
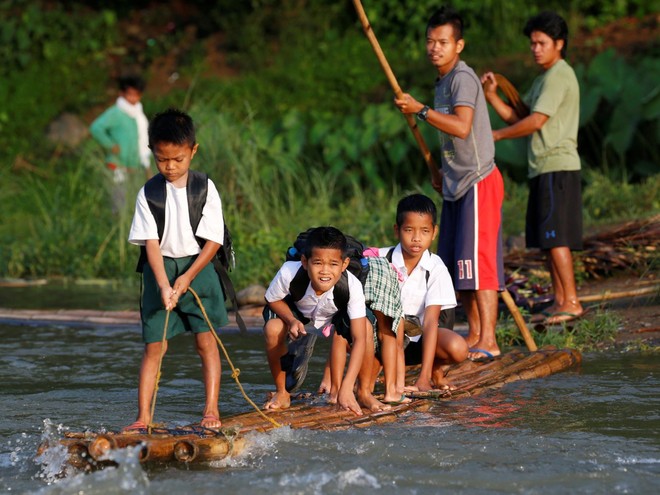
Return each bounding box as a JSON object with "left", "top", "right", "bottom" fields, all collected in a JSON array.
[{"left": 148, "top": 288, "right": 282, "bottom": 430}]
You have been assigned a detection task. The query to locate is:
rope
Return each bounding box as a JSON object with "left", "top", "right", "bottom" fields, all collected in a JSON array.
[
  {"left": 491, "top": 74, "right": 530, "bottom": 119},
  {"left": 148, "top": 309, "right": 171, "bottom": 434},
  {"left": 188, "top": 287, "right": 282, "bottom": 429}
]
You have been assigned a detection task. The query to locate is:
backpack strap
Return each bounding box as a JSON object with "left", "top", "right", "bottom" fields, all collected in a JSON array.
[
  {"left": 186, "top": 170, "right": 208, "bottom": 245},
  {"left": 136, "top": 173, "right": 167, "bottom": 273},
  {"left": 289, "top": 265, "right": 311, "bottom": 302},
  {"left": 333, "top": 273, "right": 349, "bottom": 311},
  {"left": 185, "top": 171, "right": 247, "bottom": 334}
]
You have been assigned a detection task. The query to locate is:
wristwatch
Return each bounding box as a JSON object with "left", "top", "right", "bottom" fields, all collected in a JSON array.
[{"left": 417, "top": 105, "right": 430, "bottom": 121}]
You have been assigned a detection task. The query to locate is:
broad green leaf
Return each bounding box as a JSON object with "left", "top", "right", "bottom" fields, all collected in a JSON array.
[
  {"left": 579, "top": 86, "right": 601, "bottom": 127},
  {"left": 586, "top": 49, "right": 625, "bottom": 103},
  {"left": 641, "top": 85, "right": 660, "bottom": 120},
  {"left": 605, "top": 105, "right": 639, "bottom": 157}
]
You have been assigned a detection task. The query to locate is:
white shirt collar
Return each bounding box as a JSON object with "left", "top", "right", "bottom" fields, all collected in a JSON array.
[{"left": 392, "top": 244, "right": 433, "bottom": 275}]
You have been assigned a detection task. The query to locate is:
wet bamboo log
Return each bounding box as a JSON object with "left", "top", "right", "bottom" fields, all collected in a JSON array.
[
  {"left": 37, "top": 438, "right": 93, "bottom": 470},
  {"left": 173, "top": 436, "right": 248, "bottom": 463},
  {"left": 138, "top": 435, "right": 195, "bottom": 462},
  {"left": 454, "top": 350, "right": 566, "bottom": 392}
]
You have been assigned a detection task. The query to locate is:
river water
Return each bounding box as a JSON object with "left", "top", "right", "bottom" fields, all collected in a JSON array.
[{"left": 0, "top": 284, "right": 658, "bottom": 494}]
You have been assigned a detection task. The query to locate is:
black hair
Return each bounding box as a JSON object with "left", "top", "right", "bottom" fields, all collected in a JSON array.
[
  {"left": 523, "top": 11, "right": 568, "bottom": 58},
  {"left": 303, "top": 226, "right": 347, "bottom": 259},
  {"left": 426, "top": 6, "right": 463, "bottom": 41},
  {"left": 148, "top": 108, "right": 196, "bottom": 148},
  {"left": 396, "top": 194, "right": 438, "bottom": 226},
  {"left": 118, "top": 75, "right": 145, "bottom": 93}
]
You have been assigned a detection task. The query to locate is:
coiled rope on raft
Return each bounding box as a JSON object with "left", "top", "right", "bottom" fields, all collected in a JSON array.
[{"left": 148, "top": 287, "right": 282, "bottom": 433}]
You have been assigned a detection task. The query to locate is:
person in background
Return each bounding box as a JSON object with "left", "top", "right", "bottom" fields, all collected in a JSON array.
[
  {"left": 481, "top": 11, "right": 585, "bottom": 325},
  {"left": 394, "top": 6, "right": 505, "bottom": 360},
  {"left": 90, "top": 75, "right": 152, "bottom": 213}
]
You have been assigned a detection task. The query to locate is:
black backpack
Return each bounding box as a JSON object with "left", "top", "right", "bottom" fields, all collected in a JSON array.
[
  {"left": 136, "top": 170, "right": 246, "bottom": 333},
  {"left": 285, "top": 228, "right": 369, "bottom": 312}
]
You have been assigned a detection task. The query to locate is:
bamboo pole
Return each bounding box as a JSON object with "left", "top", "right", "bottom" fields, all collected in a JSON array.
[
  {"left": 138, "top": 436, "right": 187, "bottom": 462},
  {"left": 579, "top": 285, "right": 659, "bottom": 303},
  {"left": 52, "top": 348, "right": 584, "bottom": 469},
  {"left": 352, "top": 0, "right": 442, "bottom": 186},
  {"left": 501, "top": 289, "right": 538, "bottom": 351}
]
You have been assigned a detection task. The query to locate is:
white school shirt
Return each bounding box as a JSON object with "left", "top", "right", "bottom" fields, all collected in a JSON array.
[
  {"left": 379, "top": 245, "right": 457, "bottom": 327},
  {"left": 265, "top": 261, "right": 366, "bottom": 329},
  {"left": 128, "top": 178, "right": 224, "bottom": 258}
]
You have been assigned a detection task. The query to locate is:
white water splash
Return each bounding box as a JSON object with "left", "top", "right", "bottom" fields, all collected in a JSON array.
[
  {"left": 207, "top": 425, "right": 295, "bottom": 468},
  {"left": 336, "top": 467, "right": 381, "bottom": 490},
  {"left": 32, "top": 419, "right": 150, "bottom": 494},
  {"left": 34, "top": 419, "right": 74, "bottom": 483},
  {"left": 275, "top": 466, "right": 381, "bottom": 493}
]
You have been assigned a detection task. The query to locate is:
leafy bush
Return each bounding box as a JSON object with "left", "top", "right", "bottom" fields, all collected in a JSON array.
[
  {"left": 575, "top": 50, "right": 660, "bottom": 181},
  {"left": 0, "top": 3, "right": 118, "bottom": 157}
]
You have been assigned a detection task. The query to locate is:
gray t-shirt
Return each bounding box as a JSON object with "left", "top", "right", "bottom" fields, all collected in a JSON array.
[{"left": 434, "top": 60, "right": 496, "bottom": 201}]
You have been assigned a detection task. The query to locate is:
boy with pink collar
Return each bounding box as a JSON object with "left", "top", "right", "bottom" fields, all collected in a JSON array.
[{"left": 376, "top": 194, "right": 468, "bottom": 391}]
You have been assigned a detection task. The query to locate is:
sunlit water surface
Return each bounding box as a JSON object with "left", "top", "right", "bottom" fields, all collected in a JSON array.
[{"left": 0, "top": 285, "right": 658, "bottom": 494}]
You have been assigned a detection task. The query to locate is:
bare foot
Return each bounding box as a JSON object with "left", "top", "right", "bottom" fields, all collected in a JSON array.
[
  {"left": 201, "top": 414, "right": 222, "bottom": 429},
  {"left": 263, "top": 390, "right": 290, "bottom": 410},
  {"left": 338, "top": 390, "right": 363, "bottom": 416},
  {"left": 317, "top": 381, "right": 330, "bottom": 394},
  {"left": 403, "top": 384, "right": 419, "bottom": 393},
  {"left": 432, "top": 376, "right": 457, "bottom": 391},
  {"left": 464, "top": 331, "right": 480, "bottom": 349},
  {"left": 414, "top": 378, "right": 433, "bottom": 392},
  {"left": 359, "top": 391, "right": 393, "bottom": 411}
]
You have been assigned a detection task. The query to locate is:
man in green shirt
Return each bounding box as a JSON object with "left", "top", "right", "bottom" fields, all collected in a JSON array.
[
  {"left": 90, "top": 75, "right": 152, "bottom": 213},
  {"left": 481, "top": 11, "right": 585, "bottom": 325}
]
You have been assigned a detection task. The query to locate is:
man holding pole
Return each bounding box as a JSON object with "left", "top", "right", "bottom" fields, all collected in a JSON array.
[
  {"left": 394, "top": 6, "right": 504, "bottom": 360},
  {"left": 481, "top": 11, "right": 585, "bottom": 326}
]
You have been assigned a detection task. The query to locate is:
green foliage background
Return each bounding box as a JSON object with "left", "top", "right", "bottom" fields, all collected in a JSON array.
[{"left": 0, "top": 0, "right": 658, "bottom": 290}]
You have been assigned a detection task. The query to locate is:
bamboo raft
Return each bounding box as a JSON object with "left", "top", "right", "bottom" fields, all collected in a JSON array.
[{"left": 39, "top": 346, "right": 581, "bottom": 471}]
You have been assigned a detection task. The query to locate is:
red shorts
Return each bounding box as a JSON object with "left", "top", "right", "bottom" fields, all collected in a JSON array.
[{"left": 437, "top": 167, "right": 505, "bottom": 291}]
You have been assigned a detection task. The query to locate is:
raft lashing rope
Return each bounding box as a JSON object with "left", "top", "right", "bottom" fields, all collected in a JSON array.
[{"left": 148, "top": 287, "right": 282, "bottom": 432}]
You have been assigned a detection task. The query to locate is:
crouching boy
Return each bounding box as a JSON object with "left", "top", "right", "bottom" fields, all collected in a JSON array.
[
  {"left": 263, "top": 226, "right": 388, "bottom": 415},
  {"left": 378, "top": 194, "right": 468, "bottom": 391}
]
